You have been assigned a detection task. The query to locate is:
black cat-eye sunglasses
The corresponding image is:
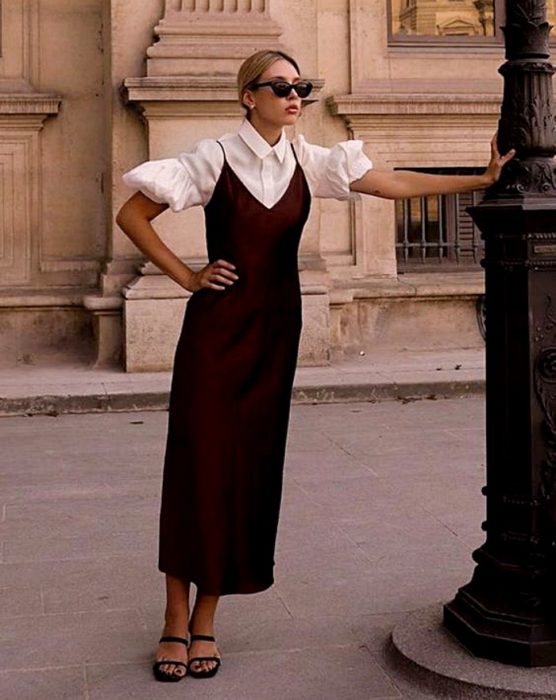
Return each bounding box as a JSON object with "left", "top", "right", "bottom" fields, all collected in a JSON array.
[{"left": 248, "top": 80, "right": 313, "bottom": 99}]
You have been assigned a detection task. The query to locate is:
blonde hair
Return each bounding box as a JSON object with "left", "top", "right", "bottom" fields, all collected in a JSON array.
[{"left": 237, "top": 50, "right": 300, "bottom": 117}]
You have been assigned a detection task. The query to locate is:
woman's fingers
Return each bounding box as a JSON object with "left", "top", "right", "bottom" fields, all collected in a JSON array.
[
  {"left": 198, "top": 259, "right": 239, "bottom": 291},
  {"left": 490, "top": 135, "right": 497, "bottom": 161},
  {"left": 214, "top": 259, "right": 237, "bottom": 270},
  {"left": 490, "top": 132, "right": 499, "bottom": 155},
  {"left": 212, "top": 262, "right": 238, "bottom": 284},
  {"left": 213, "top": 267, "right": 238, "bottom": 281},
  {"left": 500, "top": 148, "right": 516, "bottom": 166},
  {"left": 212, "top": 274, "right": 235, "bottom": 285},
  {"left": 490, "top": 131, "right": 516, "bottom": 165},
  {"left": 483, "top": 131, "right": 516, "bottom": 185}
]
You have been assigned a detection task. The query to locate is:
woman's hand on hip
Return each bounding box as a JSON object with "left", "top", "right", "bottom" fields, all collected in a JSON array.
[{"left": 189, "top": 259, "right": 238, "bottom": 292}]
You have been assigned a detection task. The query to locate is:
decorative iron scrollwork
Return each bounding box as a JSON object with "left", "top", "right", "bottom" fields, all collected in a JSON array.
[
  {"left": 493, "top": 159, "right": 556, "bottom": 196},
  {"left": 491, "top": 0, "right": 556, "bottom": 200},
  {"left": 533, "top": 297, "right": 556, "bottom": 594},
  {"left": 504, "top": 0, "right": 552, "bottom": 59},
  {"left": 537, "top": 348, "right": 556, "bottom": 383}
]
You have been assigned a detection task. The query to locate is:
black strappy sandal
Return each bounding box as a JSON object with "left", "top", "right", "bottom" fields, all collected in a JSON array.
[
  {"left": 187, "top": 634, "right": 222, "bottom": 679},
  {"left": 152, "top": 635, "right": 189, "bottom": 683}
]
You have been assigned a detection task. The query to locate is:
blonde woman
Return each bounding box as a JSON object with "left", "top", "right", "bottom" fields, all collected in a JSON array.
[{"left": 117, "top": 49, "right": 513, "bottom": 683}]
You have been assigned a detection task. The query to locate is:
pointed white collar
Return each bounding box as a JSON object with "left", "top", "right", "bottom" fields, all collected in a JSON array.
[{"left": 238, "top": 119, "right": 287, "bottom": 163}]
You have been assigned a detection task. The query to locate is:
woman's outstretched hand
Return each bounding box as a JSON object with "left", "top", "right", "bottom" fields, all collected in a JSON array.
[
  {"left": 189, "top": 259, "right": 239, "bottom": 292},
  {"left": 483, "top": 133, "right": 516, "bottom": 186},
  {"left": 350, "top": 133, "right": 516, "bottom": 199}
]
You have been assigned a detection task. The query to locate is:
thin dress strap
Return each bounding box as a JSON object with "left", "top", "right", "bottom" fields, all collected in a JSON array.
[
  {"left": 290, "top": 143, "right": 300, "bottom": 165},
  {"left": 216, "top": 140, "right": 227, "bottom": 162}
]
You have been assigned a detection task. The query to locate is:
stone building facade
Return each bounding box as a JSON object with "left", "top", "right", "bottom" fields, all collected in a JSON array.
[{"left": 0, "top": 0, "right": 520, "bottom": 371}]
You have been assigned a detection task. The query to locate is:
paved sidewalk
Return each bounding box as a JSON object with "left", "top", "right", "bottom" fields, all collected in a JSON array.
[
  {"left": 0, "top": 347, "right": 485, "bottom": 415},
  {"left": 0, "top": 397, "right": 488, "bottom": 699}
]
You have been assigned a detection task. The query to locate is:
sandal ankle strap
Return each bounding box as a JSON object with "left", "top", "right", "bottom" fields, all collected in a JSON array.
[
  {"left": 159, "top": 635, "right": 189, "bottom": 646},
  {"left": 190, "top": 634, "right": 215, "bottom": 642}
]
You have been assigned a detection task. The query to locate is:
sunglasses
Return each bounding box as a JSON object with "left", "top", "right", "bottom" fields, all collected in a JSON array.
[{"left": 248, "top": 80, "right": 313, "bottom": 99}]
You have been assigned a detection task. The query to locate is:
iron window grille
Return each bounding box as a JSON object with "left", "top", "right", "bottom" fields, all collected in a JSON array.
[{"left": 395, "top": 167, "right": 485, "bottom": 272}]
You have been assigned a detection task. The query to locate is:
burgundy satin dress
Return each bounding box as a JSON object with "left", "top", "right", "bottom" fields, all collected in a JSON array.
[{"left": 158, "top": 142, "right": 311, "bottom": 595}]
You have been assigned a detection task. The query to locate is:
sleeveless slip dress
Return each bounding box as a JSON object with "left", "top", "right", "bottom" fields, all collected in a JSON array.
[{"left": 158, "top": 142, "right": 312, "bottom": 595}]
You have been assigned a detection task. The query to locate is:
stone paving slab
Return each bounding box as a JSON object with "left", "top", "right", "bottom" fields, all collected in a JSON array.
[
  {"left": 85, "top": 647, "right": 402, "bottom": 700},
  {"left": 0, "top": 397, "right": 500, "bottom": 699},
  {"left": 0, "top": 667, "right": 86, "bottom": 700},
  {"left": 0, "top": 348, "right": 484, "bottom": 415}
]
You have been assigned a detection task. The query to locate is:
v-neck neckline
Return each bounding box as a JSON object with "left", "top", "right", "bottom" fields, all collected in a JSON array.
[{"left": 219, "top": 149, "right": 301, "bottom": 212}]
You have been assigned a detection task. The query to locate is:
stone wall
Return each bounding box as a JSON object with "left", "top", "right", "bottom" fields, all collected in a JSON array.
[
  {"left": 0, "top": 0, "right": 105, "bottom": 365},
  {"left": 0, "top": 0, "right": 505, "bottom": 370}
]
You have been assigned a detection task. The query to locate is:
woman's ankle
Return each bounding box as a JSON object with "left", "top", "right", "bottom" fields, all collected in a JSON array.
[
  {"left": 189, "top": 621, "right": 216, "bottom": 638},
  {"left": 163, "top": 612, "right": 190, "bottom": 632},
  {"left": 189, "top": 593, "right": 219, "bottom": 635}
]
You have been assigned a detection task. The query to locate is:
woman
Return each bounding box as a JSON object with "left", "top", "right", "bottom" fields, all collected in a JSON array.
[{"left": 117, "top": 49, "right": 514, "bottom": 683}]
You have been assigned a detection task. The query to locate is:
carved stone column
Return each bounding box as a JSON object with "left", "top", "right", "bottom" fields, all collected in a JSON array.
[
  {"left": 443, "top": 0, "right": 556, "bottom": 666},
  {"left": 121, "top": 1, "right": 330, "bottom": 371}
]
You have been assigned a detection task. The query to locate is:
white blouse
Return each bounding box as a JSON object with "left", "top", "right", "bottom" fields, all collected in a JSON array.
[{"left": 122, "top": 119, "right": 373, "bottom": 212}]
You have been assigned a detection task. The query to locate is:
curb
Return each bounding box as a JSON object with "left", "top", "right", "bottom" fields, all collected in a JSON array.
[
  {"left": 292, "top": 379, "right": 485, "bottom": 405},
  {"left": 0, "top": 379, "right": 485, "bottom": 417}
]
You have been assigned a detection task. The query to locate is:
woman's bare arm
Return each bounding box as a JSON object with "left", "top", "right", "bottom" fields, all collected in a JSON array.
[
  {"left": 116, "top": 192, "right": 238, "bottom": 292},
  {"left": 350, "top": 134, "right": 515, "bottom": 200}
]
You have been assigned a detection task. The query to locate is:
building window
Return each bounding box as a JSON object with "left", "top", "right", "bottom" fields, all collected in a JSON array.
[
  {"left": 395, "top": 168, "right": 485, "bottom": 272},
  {"left": 389, "top": 0, "right": 556, "bottom": 45}
]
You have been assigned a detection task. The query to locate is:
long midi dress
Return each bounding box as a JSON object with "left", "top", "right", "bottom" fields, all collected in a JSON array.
[
  {"left": 159, "top": 143, "right": 311, "bottom": 595},
  {"left": 122, "top": 120, "right": 373, "bottom": 596}
]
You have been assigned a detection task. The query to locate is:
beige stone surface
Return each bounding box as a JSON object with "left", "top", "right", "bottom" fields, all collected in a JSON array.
[
  {"left": 0, "top": 307, "right": 94, "bottom": 368},
  {"left": 0, "top": 0, "right": 39, "bottom": 86},
  {"left": 123, "top": 297, "right": 186, "bottom": 372},
  {"left": 335, "top": 298, "right": 478, "bottom": 358},
  {"left": 0, "top": 0, "right": 503, "bottom": 369},
  {"left": 122, "top": 270, "right": 190, "bottom": 371},
  {"left": 299, "top": 291, "right": 332, "bottom": 367}
]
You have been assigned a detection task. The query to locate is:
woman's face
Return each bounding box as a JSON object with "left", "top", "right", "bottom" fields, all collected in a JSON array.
[{"left": 244, "top": 59, "right": 302, "bottom": 129}]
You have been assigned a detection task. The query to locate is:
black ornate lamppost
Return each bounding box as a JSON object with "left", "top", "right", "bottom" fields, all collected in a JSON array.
[{"left": 443, "top": 0, "right": 556, "bottom": 666}]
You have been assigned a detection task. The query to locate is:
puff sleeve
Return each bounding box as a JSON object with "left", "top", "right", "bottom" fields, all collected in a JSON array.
[
  {"left": 122, "top": 139, "right": 224, "bottom": 212},
  {"left": 293, "top": 135, "right": 373, "bottom": 200}
]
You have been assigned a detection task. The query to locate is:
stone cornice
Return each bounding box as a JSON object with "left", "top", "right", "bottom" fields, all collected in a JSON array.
[
  {"left": 82, "top": 294, "right": 123, "bottom": 311},
  {"left": 328, "top": 93, "right": 501, "bottom": 118},
  {"left": 150, "top": 16, "right": 282, "bottom": 42},
  {"left": 123, "top": 76, "right": 239, "bottom": 103},
  {"left": 0, "top": 290, "right": 88, "bottom": 308},
  {"left": 329, "top": 272, "right": 484, "bottom": 304},
  {"left": 123, "top": 76, "right": 325, "bottom": 105},
  {"left": 0, "top": 93, "right": 62, "bottom": 116}
]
